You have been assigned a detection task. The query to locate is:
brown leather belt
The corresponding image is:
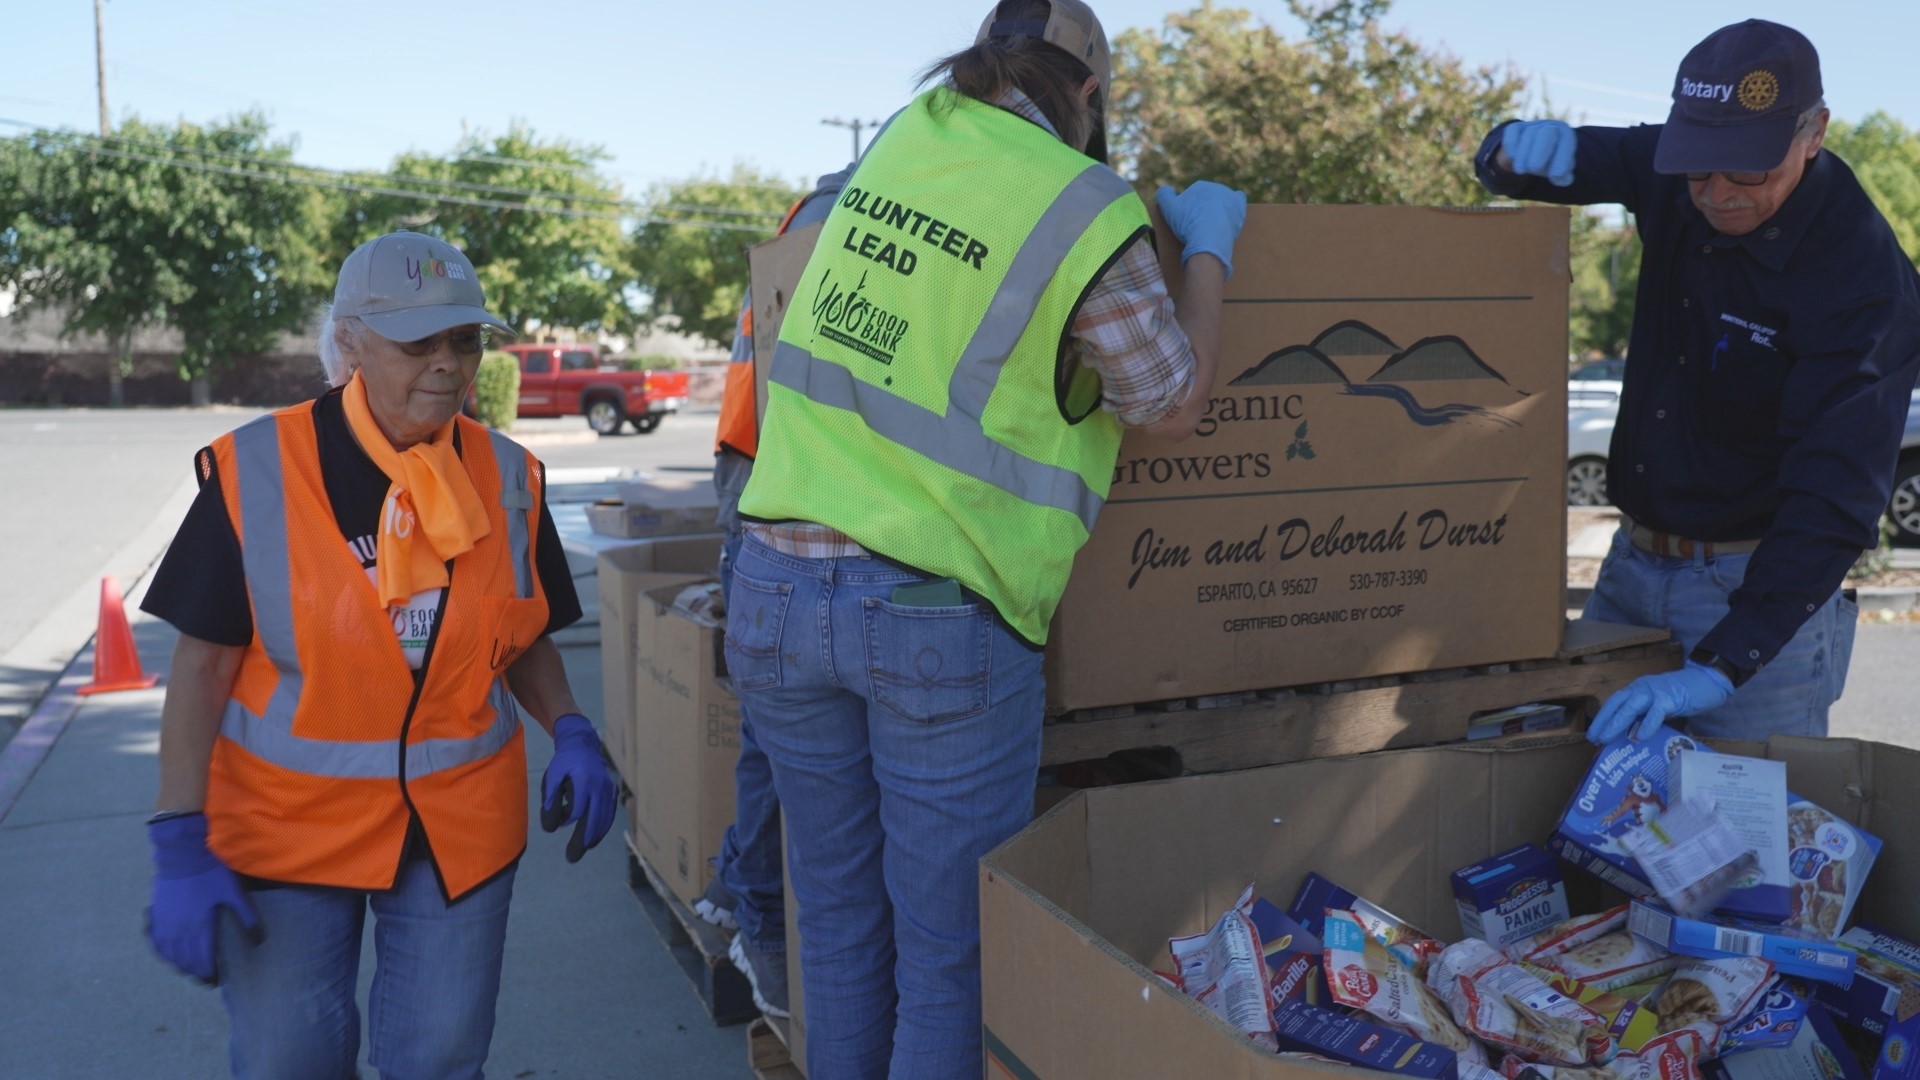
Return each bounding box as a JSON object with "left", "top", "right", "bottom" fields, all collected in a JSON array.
[{"left": 1623, "top": 516, "right": 1763, "bottom": 559}]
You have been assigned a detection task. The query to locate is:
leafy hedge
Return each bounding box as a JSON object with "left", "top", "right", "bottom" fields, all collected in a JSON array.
[{"left": 472, "top": 350, "right": 521, "bottom": 430}]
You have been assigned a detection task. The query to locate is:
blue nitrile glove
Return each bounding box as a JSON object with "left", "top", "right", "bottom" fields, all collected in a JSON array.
[
  {"left": 541, "top": 714, "right": 617, "bottom": 863},
  {"left": 1155, "top": 181, "right": 1249, "bottom": 279},
  {"left": 1500, "top": 120, "right": 1578, "bottom": 187},
  {"left": 147, "top": 812, "right": 258, "bottom": 984},
  {"left": 1587, "top": 661, "right": 1735, "bottom": 744}
]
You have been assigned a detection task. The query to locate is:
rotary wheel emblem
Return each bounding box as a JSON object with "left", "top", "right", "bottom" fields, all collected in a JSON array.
[{"left": 1738, "top": 70, "right": 1780, "bottom": 111}]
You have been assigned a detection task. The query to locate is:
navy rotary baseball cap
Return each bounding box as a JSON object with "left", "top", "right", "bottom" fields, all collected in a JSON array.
[
  {"left": 1654, "top": 20, "right": 1822, "bottom": 175},
  {"left": 331, "top": 231, "right": 514, "bottom": 342}
]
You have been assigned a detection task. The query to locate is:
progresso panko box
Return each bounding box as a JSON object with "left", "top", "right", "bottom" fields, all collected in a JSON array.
[
  {"left": 1450, "top": 843, "right": 1570, "bottom": 950},
  {"left": 1819, "top": 925, "right": 1920, "bottom": 1037}
]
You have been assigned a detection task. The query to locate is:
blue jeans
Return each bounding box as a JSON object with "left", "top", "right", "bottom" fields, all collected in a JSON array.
[
  {"left": 717, "top": 525, "right": 786, "bottom": 954},
  {"left": 725, "top": 535, "right": 1045, "bottom": 1080},
  {"left": 216, "top": 856, "right": 516, "bottom": 1080},
  {"left": 1584, "top": 526, "right": 1858, "bottom": 739}
]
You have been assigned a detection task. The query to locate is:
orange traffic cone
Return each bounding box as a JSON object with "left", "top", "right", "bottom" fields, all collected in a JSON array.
[{"left": 76, "top": 576, "right": 161, "bottom": 695}]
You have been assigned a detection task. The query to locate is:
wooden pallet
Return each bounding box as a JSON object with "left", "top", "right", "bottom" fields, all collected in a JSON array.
[
  {"left": 747, "top": 1016, "right": 804, "bottom": 1079},
  {"left": 625, "top": 834, "right": 759, "bottom": 1026},
  {"left": 1041, "top": 619, "right": 1679, "bottom": 776}
]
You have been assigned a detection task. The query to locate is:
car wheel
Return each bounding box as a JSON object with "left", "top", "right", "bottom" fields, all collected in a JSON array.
[
  {"left": 1567, "top": 456, "right": 1609, "bottom": 507},
  {"left": 586, "top": 398, "right": 627, "bottom": 436},
  {"left": 1889, "top": 456, "right": 1920, "bottom": 546},
  {"left": 630, "top": 414, "right": 662, "bottom": 434}
]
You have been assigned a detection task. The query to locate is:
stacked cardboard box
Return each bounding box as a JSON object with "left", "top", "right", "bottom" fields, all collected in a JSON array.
[
  {"left": 1047, "top": 205, "right": 1571, "bottom": 711},
  {"left": 596, "top": 535, "right": 741, "bottom": 910}
]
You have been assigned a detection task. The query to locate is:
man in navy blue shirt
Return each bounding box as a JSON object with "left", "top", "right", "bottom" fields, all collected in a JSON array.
[{"left": 1477, "top": 19, "right": 1920, "bottom": 742}]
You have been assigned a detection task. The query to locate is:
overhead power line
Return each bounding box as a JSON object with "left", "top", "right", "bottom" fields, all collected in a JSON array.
[{"left": 0, "top": 120, "right": 787, "bottom": 234}]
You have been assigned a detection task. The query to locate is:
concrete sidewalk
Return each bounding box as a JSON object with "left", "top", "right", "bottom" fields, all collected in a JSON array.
[{"left": 0, "top": 610, "right": 755, "bottom": 1078}]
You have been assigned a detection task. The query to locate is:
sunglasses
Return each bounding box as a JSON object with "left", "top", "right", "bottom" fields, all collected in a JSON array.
[
  {"left": 396, "top": 327, "right": 488, "bottom": 357},
  {"left": 1685, "top": 170, "right": 1770, "bottom": 187}
]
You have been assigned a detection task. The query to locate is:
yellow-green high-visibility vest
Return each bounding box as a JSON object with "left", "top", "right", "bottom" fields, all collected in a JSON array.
[{"left": 739, "top": 88, "right": 1153, "bottom": 644}]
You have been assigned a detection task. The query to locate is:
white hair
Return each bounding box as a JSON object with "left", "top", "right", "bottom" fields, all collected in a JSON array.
[
  {"left": 316, "top": 306, "right": 370, "bottom": 387},
  {"left": 1795, "top": 98, "right": 1828, "bottom": 137}
]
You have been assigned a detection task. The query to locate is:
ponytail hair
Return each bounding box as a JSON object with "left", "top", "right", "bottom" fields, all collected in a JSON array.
[{"left": 918, "top": 0, "right": 1102, "bottom": 156}]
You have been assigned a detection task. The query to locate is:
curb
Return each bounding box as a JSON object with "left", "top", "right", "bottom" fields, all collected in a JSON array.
[{"left": 508, "top": 429, "right": 602, "bottom": 447}]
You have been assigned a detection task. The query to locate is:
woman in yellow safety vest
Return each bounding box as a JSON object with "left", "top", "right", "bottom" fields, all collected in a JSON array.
[{"left": 727, "top": 2, "right": 1247, "bottom": 1074}]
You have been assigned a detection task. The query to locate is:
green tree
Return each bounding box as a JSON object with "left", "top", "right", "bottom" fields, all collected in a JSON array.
[
  {"left": 628, "top": 164, "right": 804, "bottom": 348},
  {"left": 0, "top": 113, "right": 333, "bottom": 402},
  {"left": 343, "top": 126, "right": 636, "bottom": 336},
  {"left": 1825, "top": 112, "right": 1920, "bottom": 265},
  {"left": 1110, "top": 0, "right": 1526, "bottom": 205},
  {"left": 1568, "top": 212, "right": 1641, "bottom": 359}
]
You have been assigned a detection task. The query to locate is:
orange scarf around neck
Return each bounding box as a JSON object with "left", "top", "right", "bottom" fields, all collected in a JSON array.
[{"left": 341, "top": 372, "right": 492, "bottom": 608}]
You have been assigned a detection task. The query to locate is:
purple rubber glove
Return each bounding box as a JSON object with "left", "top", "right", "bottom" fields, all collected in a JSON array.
[
  {"left": 1155, "top": 181, "right": 1248, "bottom": 279},
  {"left": 1500, "top": 120, "right": 1578, "bottom": 187},
  {"left": 540, "top": 714, "right": 617, "bottom": 862},
  {"left": 1588, "top": 661, "right": 1735, "bottom": 744},
  {"left": 147, "top": 812, "right": 258, "bottom": 984}
]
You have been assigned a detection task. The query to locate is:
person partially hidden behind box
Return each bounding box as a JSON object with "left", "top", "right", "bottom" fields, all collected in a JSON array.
[
  {"left": 724, "top": 1, "right": 1248, "bottom": 1075},
  {"left": 1476, "top": 19, "right": 1920, "bottom": 743}
]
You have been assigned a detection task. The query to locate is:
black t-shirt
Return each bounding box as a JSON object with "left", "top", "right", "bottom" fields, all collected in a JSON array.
[{"left": 142, "top": 388, "right": 582, "bottom": 648}]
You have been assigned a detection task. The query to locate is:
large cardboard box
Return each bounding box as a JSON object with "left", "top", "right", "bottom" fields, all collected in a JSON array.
[
  {"left": 584, "top": 472, "right": 721, "bottom": 540},
  {"left": 626, "top": 571, "right": 743, "bottom": 912},
  {"left": 980, "top": 737, "right": 1920, "bottom": 1079},
  {"left": 1046, "top": 205, "right": 1571, "bottom": 711},
  {"left": 749, "top": 221, "right": 826, "bottom": 427},
  {"left": 594, "top": 535, "right": 722, "bottom": 792}
]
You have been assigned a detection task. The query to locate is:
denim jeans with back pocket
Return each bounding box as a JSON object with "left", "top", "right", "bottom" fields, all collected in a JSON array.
[{"left": 724, "top": 534, "right": 1045, "bottom": 1080}]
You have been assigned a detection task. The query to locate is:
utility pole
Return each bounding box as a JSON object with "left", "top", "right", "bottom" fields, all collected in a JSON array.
[
  {"left": 96, "top": 0, "right": 130, "bottom": 408},
  {"left": 821, "top": 117, "right": 882, "bottom": 161},
  {"left": 94, "top": 0, "right": 109, "bottom": 138}
]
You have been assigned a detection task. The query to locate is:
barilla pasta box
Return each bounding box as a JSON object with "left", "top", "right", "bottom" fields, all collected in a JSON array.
[
  {"left": 1627, "top": 898, "right": 1857, "bottom": 986},
  {"left": 1818, "top": 926, "right": 1920, "bottom": 1037},
  {"left": 1875, "top": 1010, "right": 1920, "bottom": 1080},
  {"left": 1270, "top": 999, "right": 1458, "bottom": 1078},
  {"left": 1250, "top": 898, "right": 1328, "bottom": 1006},
  {"left": 1450, "top": 843, "right": 1570, "bottom": 950},
  {"left": 1706, "top": 1001, "right": 1868, "bottom": 1080}
]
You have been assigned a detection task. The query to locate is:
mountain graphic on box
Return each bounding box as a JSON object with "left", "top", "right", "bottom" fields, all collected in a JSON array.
[{"left": 1228, "top": 320, "right": 1524, "bottom": 428}]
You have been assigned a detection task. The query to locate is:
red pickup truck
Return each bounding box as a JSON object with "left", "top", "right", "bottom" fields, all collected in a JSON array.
[{"left": 502, "top": 343, "right": 690, "bottom": 435}]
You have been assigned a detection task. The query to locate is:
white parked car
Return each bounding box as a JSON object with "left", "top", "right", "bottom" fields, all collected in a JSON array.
[
  {"left": 1567, "top": 380, "right": 1619, "bottom": 508},
  {"left": 1565, "top": 380, "right": 1920, "bottom": 545}
]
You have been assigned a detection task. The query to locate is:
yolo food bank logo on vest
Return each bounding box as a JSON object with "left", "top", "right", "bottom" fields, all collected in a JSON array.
[{"left": 810, "top": 268, "right": 910, "bottom": 366}]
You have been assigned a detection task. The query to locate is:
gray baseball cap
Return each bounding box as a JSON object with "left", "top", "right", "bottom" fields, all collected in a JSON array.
[{"left": 331, "top": 231, "right": 514, "bottom": 342}]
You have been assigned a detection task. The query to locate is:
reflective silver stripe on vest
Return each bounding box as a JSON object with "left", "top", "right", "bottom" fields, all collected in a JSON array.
[
  {"left": 219, "top": 683, "right": 520, "bottom": 780},
  {"left": 221, "top": 413, "right": 523, "bottom": 778},
  {"left": 769, "top": 165, "right": 1135, "bottom": 531},
  {"left": 486, "top": 429, "right": 535, "bottom": 600}
]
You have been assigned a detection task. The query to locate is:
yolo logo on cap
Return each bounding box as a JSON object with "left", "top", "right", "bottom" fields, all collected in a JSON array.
[
  {"left": 405, "top": 253, "right": 469, "bottom": 291},
  {"left": 1738, "top": 70, "right": 1781, "bottom": 111}
]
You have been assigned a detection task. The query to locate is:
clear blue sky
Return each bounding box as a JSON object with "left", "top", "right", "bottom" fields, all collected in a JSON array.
[{"left": 5, "top": 1, "right": 1918, "bottom": 194}]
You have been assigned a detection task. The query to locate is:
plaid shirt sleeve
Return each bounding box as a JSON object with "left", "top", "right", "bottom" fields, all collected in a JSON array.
[{"left": 1069, "top": 238, "right": 1198, "bottom": 427}]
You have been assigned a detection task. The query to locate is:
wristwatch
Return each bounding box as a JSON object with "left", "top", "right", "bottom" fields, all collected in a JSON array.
[{"left": 1687, "top": 647, "right": 1749, "bottom": 688}]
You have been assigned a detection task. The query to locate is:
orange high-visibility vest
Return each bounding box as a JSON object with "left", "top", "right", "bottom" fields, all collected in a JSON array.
[
  {"left": 714, "top": 195, "right": 814, "bottom": 459},
  {"left": 205, "top": 401, "right": 550, "bottom": 899}
]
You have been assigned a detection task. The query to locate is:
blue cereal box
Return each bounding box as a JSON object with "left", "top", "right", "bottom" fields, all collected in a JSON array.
[
  {"left": 1552, "top": 726, "right": 1704, "bottom": 898},
  {"left": 1819, "top": 926, "right": 1920, "bottom": 1037},
  {"left": 1706, "top": 1001, "right": 1868, "bottom": 1080},
  {"left": 1723, "top": 979, "right": 1817, "bottom": 1054},
  {"left": 1628, "top": 899, "right": 1857, "bottom": 986},
  {"left": 1451, "top": 843, "right": 1571, "bottom": 950}
]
